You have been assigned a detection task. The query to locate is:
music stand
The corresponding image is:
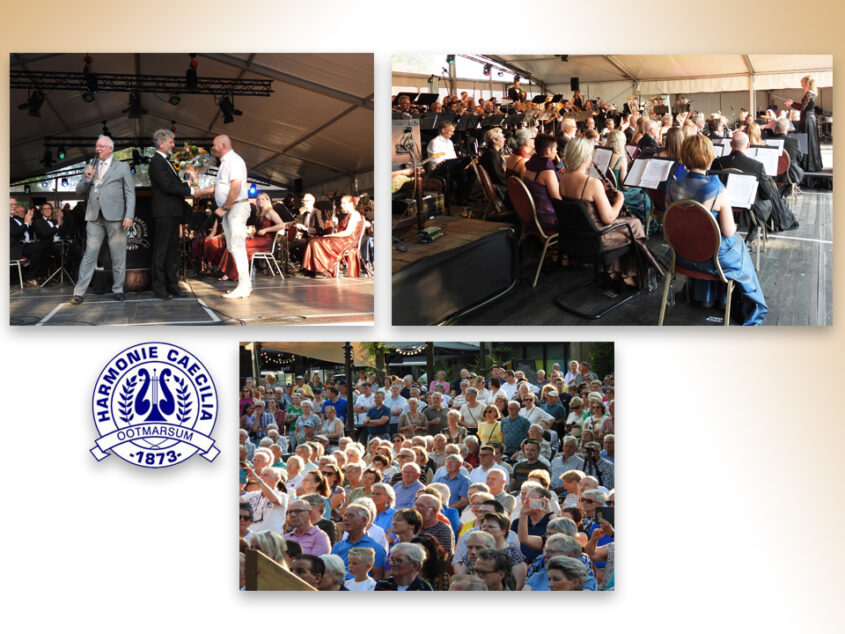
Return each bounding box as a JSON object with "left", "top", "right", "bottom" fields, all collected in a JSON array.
[
  {"left": 40, "top": 240, "right": 76, "bottom": 287},
  {"left": 415, "top": 93, "right": 439, "bottom": 109},
  {"left": 532, "top": 95, "right": 547, "bottom": 104},
  {"left": 653, "top": 106, "right": 669, "bottom": 115},
  {"left": 481, "top": 114, "right": 506, "bottom": 129}
]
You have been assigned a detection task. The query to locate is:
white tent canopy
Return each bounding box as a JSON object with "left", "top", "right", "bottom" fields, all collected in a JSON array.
[{"left": 11, "top": 53, "right": 374, "bottom": 190}]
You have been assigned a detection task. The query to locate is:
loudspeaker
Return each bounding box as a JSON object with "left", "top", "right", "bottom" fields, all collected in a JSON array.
[
  {"left": 570, "top": 77, "right": 580, "bottom": 91},
  {"left": 294, "top": 178, "right": 303, "bottom": 194}
]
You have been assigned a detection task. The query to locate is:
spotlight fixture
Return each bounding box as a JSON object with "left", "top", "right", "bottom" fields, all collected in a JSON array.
[
  {"left": 483, "top": 63, "right": 491, "bottom": 76},
  {"left": 497, "top": 71, "right": 503, "bottom": 78},
  {"left": 446, "top": 54, "right": 455, "bottom": 65},
  {"left": 42, "top": 149, "right": 53, "bottom": 168},
  {"left": 130, "top": 163, "right": 136, "bottom": 175},
  {"left": 248, "top": 183, "right": 258, "bottom": 197},
  {"left": 217, "top": 95, "right": 243, "bottom": 124},
  {"left": 81, "top": 90, "right": 95, "bottom": 103},
  {"left": 24, "top": 184, "right": 31, "bottom": 195},
  {"left": 57, "top": 145, "right": 66, "bottom": 160},
  {"left": 102, "top": 121, "right": 112, "bottom": 137},
  {"left": 186, "top": 54, "right": 199, "bottom": 90},
  {"left": 170, "top": 120, "right": 177, "bottom": 133},
  {"left": 122, "top": 91, "right": 147, "bottom": 119},
  {"left": 18, "top": 89, "right": 45, "bottom": 117},
  {"left": 169, "top": 94, "right": 181, "bottom": 106},
  {"left": 61, "top": 177, "right": 69, "bottom": 187},
  {"left": 83, "top": 54, "right": 98, "bottom": 92}
]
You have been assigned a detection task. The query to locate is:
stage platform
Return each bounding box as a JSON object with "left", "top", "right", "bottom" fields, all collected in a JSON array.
[
  {"left": 451, "top": 190, "right": 832, "bottom": 327},
  {"left": 10, "top": 275, "right": 374, "bottom": 326}
]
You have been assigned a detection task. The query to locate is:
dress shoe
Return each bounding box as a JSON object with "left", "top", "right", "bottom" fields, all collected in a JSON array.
[
  {"left": 154, "top": 291, "right": 172, "bottom": 300},
  {"left": 114, "top": 293, "right": 126, "bottom": 301},
  {"left": 69, "top": 295, "right": 84, "bottom": 305},
  {"left": 167, "top": 286, "right": 188, "bottom": 298}
]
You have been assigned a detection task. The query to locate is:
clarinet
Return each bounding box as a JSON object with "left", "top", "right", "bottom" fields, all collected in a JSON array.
[{"left": 592, "top": 159, "right": 618, "bottom": 199}]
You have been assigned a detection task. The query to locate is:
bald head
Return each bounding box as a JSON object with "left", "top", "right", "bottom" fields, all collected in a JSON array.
[
  {"left": 731, "top": 131, "right": 749, "bottom": 151},
  {"left": 212, "top": 135, "right": 233, "bottom": 157}
]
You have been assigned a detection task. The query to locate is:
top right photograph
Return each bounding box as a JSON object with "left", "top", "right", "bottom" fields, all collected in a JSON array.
[{"left": 391, "top": 54, "right": 832, "bottom": 326}]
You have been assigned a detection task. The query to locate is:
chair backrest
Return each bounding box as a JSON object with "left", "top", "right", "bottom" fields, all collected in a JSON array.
[
  {"left": 647, "top": 188, "right": 667, "bottom": 212},
  {"left": 473, "top": 159, "right": 504, "bottom": 214},
  {"left": 551, "top": 197, "right": 604, "bottom": 258},
  {"left": 508, "top": 176, "right": 546, "bottom": 238},
  {"left": 776, "top": 151, "right": 790, "bottom": 179},
  {"left": 663, "top": 199, "right": 722, "bottom": 264}
]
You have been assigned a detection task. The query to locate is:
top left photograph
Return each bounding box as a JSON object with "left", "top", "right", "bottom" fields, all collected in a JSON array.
[{"left": 9, "top": 53, "right": 374, "bottom": 326}]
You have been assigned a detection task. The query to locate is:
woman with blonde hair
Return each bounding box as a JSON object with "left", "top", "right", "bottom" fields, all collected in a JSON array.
[
  {"left": 605, "top": 129, "right": 651, "bottom": 223},
  {"left": 784, "top": 75, "right": 822, "bottom": 172}
]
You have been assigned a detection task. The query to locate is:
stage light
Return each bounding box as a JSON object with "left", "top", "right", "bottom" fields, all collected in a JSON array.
[
  {"left": 130, "top": 163, "right": 136, "bottom": 175},
  {"left": 24, "top": 184, "right": 31, "bottom": 195},
  {"left": 483, "top": 63, "right": 491, "bottom": 76},
  {"left": 446, "top": 55, "right": 455, "bottom": 65},
  {"left": 83, "top": 54, "right": 98, "bottom": 92},
  {"left": 497, "top": 71, "right": 503, "bottom": 78},
  {"left": 57, "top": 145, "right": 66, "bottom": 160},
  {"left": 248, "top": 183, "right": 257, "bottom": 197},
  {"left": 42, "top": 149, "right": 53, "bottom": 168},
  {"left": 186, "top": 54, "right": 199, "bottom": 90},
  {"left": 123, "top": 91, "right": 147, "bottom": 119},
  {"left": 81, "top": 90, "right": 95, "bottom": 103},
  {"left": 61, "top": 178, "right": 68, "bottom": 187},
  {"left": 18, "top": 89, "right": 45, "bottom": 117},
  {"left": 169, "top": 94, "right": 181, "bottom": 106},
  {"left": 102, "top": 121, "right": 112, "bottom": 137},
  {"left": 218, "top": 95, "right": 243, "bottom": 124}
]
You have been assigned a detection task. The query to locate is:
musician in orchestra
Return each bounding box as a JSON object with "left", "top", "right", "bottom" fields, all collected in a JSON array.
[
  {"left": 479, "top": 127, "right": 509, "bottom": 204},
  {"left": 506, "top": 129, "right": 534, "bottom": 179},
  {"left": 783, "top": 75, "right": 823, "bottom": 173},
  {"left": 521, "top": 134, "right": 562, "bottom": 232},
  {"left": 431, "top": 101, "right": 443, "bottom": 114},
  {"left": 692, "top": 112, "right": 706, "bottom": 134},
  {"left": 395, "top": 95, "right": 413, "bottom": 119},
  {"left": 770, "top": 118, "right": 805, "bottom": 188},
  {"left": 572, "top": 90, "right": 583, "bottom": 111},
  {"left": 10, "top": 202, "right": 49, "bottom": 286},
  {"left": 508, "top": 80, "right": 526, "bottom": 103},
  {"left": 427, "top": 121, "right": 469, "bottom": 206},
  {"left": 217, "top": 192, "right": 284, "bottom": 284},
  {"left": 556, "top": 117, "right": 577, "bottom": 161},
  {"left": 666, "top": 134, "right": 767, "bottom": 325},
  {"left": 600, "top": 117, "right": 616, "bottom": 141},
  {"left": 559, "top": 137, "right": 661, "bottom": 289},
  {"left": 637, "top": 120, "right": 660, "bottom": 157},
  {"left": 604, "top": 130, "right": 651, "bottom": 224}
]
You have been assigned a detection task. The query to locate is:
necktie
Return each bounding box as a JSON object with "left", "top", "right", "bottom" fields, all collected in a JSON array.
[{"left": 97, "top": 161, "right": 106, "bottom": 181}]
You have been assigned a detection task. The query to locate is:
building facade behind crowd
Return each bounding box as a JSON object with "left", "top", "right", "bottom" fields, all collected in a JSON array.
[{"left": 239, "top": 360, "right": 616, "bottom": 591}]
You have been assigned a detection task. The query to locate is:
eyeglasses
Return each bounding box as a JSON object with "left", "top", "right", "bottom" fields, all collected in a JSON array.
[
  {"left": 389, "top": 557, "right": 409, "bottom": 565},
  {"left": 580, "top": 498, "right": 596, "bottom": 504},
  {"left": 321, "top": 471, "right": 334, "bottom": 477},
  {"left": 286, "top": 509, "right": 308, "bottom": 515},
  {"left": 473, "top": 567, "right": 497, "bottom": 576},
  {"left": 239, "top": 515, "right": 252, "bottom": 521}
]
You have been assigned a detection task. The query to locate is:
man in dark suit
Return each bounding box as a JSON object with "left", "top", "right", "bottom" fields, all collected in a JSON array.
[
  {"left": 507, "top": 80, "right": 526, "bottom": 103},
  {"left": 10, "top": 201, "right": 48, "bottom": 286},
  {"left": 770, "top": 118, "right": 805, "bottom": 190},
  {"left": 637, "top": 120, "right": 660, "bottom": 157},
  {"left": 712, "top": 131, "right": 798, "bottom": 235},
  {"left": 149, "top": 129, "right": 198, "bottom": 299}
]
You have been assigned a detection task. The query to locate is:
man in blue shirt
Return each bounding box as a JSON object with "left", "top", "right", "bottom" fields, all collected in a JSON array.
[
  {"left": 331, "top": 503, "right": 386, "bottom": 580},
  {"left": 393, "top": 463, "right": 425, "bottom": 509},
  {"left": 323, "top": 386, "right": 347, "bottom": 422},
  {"left": 501, "top": 401, "right": 531, "bottom": 456},
  {"left": 362, "top": 391, "right": 391, "bottom": 441},
  {"left": 383, "top": 382, "right": 408, "bottom": 437},
  {"left": 434, "top": 454, "right": 471, "bottom": 510}
]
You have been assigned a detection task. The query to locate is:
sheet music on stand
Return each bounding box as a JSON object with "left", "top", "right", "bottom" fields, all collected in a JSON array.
[
  {"left": 725, "top": 173, "right": 759, "bottom": 209},
  {"left": 747, "top": 146, "right": 779, "bottom": 176},
  {"left": 712, "top": 144, "right": 725, "bottom": 158},
  {"left": 764, "top": 138, "right": 785, "bottom": 156},
  {"left": 593, "top": 146, "right": 613, "bottom": 175},
  {"left": 622, "top": 157, "right": 676, "bottom": 189},
  {"left": 625, "top": 144, "right": 638, "bottom": 159}
]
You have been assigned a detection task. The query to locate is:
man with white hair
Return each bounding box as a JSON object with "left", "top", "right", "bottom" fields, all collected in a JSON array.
[
  {"left": 434, "top": 454, "right": 471, "bottom": 510},
  {"left": 375, "top": 542, "right": 432, "bottom": 591},
  {"left": 331, "top": 503, "right": 386, "bottom": 580},
  {"left": 637, "top": 119, "right": 660, "bottom": 157},
  {"left": 70, "top": 135, "right": 136, "bottom": 304},
  {"left": 414, "top": 493, "right": 455, "bottom": 555},
  {"left": 193, "top": 134, "right": 251, "bottom": 298}
]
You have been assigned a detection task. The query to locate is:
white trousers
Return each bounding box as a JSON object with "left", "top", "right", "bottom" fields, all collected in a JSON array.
[{"left": 221, "top": 201, "right": 251, "bottom": 289}]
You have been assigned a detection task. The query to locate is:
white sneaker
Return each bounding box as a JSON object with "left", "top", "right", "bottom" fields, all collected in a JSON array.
[{"left": 223, "top": 286, "right": 251, "bottom": 299}]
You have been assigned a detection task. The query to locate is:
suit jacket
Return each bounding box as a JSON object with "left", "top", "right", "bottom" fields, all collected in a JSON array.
[
  {"left": 149, "top": 152, "right": 192, "bottom": 219},
  {"left": 76, "top": 159, "right": 135, "bottom": 222},
  {"left": 770, "top": 132, "right": 805, "bottom": 183},
  {"left": 712, "top": 150, "right": 772, "bottom": 227},
  {"left": 637, "top": 134, "right": 659, "bottom": 157},
  {"left": 31, "top": 215, "right": 59, "bottom": 242},
  {"left": 10, "top": 216, "right": 29, "bottom": 259}
]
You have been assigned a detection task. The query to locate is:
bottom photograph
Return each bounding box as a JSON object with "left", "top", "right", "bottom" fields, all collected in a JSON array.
[{"left": 238, "top": 340, "right": 615, "bottom": 592}]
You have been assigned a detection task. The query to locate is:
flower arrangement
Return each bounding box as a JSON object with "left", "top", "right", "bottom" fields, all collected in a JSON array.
[{"left": 171, "top": 144, "right": 210, "bottom": 179}]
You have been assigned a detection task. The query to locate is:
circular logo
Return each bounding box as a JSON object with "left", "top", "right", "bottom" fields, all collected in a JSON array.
[{"left": 90, "top": 342, "right": 219, "bottom": 467}]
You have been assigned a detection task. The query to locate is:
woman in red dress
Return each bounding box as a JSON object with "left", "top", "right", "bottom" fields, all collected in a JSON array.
[
  {"left": 301, "top": 195, "right": 364, "bottom": 278},
  {"left": 218, "top": 192, "right": 284, "bottom": 282}
]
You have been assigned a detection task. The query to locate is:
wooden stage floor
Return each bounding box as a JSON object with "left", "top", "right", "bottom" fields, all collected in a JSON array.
[
  {"left": 9, "top": 275, "right": 374, "bottom": 326},
  {"left": 452, "top": 190, "right": 832, "bottom": 327}
]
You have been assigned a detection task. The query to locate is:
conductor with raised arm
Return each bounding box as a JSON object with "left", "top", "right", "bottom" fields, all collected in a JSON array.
[{"left": 70, "top": 135, "right": 135, "bottom": 304}]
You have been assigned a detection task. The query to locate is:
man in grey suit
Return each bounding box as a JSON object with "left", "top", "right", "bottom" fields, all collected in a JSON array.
[{"left": 70, "top": 135, "right": 135, "bottom": 304}]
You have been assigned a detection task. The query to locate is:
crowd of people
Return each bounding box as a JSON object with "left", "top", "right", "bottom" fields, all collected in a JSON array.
[{"left": 238, "top": 360, "right": 616, "bottom": 591}]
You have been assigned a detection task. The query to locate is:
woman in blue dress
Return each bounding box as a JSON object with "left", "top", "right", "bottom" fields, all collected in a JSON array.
[{"left": 665, "top": 134, "right": 768, "bottom": 325}]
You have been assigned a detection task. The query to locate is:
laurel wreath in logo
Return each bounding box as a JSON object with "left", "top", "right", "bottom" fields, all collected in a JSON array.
[
  {"left": 118, "top": 375, "right": 138, "bottom": 424},
  {"left": 174, "top": 375, "right": 193, "bottom": 424}
]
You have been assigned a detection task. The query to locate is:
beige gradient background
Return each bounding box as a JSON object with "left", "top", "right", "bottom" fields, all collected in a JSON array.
[{"left": 1, "top": 1, "right": 843, "bottom": 632}]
